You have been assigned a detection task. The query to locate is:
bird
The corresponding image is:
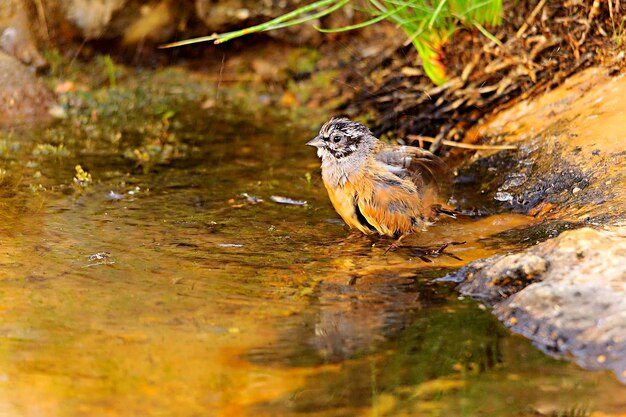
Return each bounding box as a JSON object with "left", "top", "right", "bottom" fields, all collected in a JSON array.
[{"left": 307, "top": 117, "right": 453, "bottom": 242}]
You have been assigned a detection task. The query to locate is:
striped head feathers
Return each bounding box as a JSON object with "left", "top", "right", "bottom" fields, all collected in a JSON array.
[{"left": 306, "top": 117, "right": 375, "bottom": 160}]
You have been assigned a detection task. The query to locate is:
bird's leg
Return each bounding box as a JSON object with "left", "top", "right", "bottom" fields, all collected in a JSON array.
[
  {"left": 384, "top": 234, "right": 408, "bottom": 255},
  {"left": 409, "top": 240, "right": 467, "bottom": 262}
]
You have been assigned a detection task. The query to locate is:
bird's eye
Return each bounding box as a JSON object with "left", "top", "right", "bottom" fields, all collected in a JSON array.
[{"left": 331, "top": 134, "right": 341, "bottom": 143}]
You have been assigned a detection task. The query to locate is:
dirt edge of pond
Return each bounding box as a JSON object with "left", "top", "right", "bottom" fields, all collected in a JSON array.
[{"left": 443, "top": 65, "right": 626, "bottom": 383}]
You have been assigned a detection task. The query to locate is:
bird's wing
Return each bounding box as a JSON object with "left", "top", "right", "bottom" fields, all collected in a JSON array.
[
  {"left": 354, "top": 171, "right": 422, "bottom": 236},
  {"left": 374, "top": 145, "right": 452, "bottom": 200}
]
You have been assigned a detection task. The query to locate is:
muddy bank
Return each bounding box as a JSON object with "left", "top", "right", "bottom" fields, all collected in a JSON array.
[
  {"left": 443, "top": 66, "right": 626, "bottom": 381},
  {"left": 460, "top": 67, "right": 625, "bottom": 224},
  {"left": 344, "top": 1, "right": 622, "bottom": 143}
]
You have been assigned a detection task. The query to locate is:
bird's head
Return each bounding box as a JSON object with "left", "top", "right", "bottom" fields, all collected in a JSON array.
[{"left": 307, "top": 117, "right": 374, "bottom": 160}]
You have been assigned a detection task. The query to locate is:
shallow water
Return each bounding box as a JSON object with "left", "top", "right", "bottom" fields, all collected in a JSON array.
[{"left": 0, "top": 72, "right": 624, "bottom": 416}]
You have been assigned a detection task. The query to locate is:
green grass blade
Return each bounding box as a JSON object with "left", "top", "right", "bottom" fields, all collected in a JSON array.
[
  {"left": 316, "top": 2, "right": 409, "bottom": 33},
  {"left": 103, "top": 55, "right": 116, "bottom": 88},
  {"left": 428, "top": 0, "right": 449, "bottom": 29},
  {"left": 216, "top": 0, "right": 341, "bottom": 43},
  {"left": 271, "top": 0, "right": 350, "bottom": 31},
  {"left": 367, "top": 0, "right": 389, "bottom": 15},
  {"left": 457, "top": 0, "right": 499, "bottom": 19},
  {"left": 159, "top": 34, "right": 219, "bottom": 49},
  {"left": 159, "top": 0, "right": 504, "bottom": 86},
  {"left": 381, "top": 0, "right": 434, "bottom": 15},
  {"left": 403, "top": 19, "right": 428, "bottom": 45},
  {"left": 160, "top": 0, "right": 338, "bottom": 48},
  {"left": 472, "top": 20, "right": 502, "bottom": 45}
]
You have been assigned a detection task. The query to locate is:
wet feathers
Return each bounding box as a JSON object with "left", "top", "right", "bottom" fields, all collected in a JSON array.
[{"left": 307, "top": 117, "right": 451, "bottom": 237}]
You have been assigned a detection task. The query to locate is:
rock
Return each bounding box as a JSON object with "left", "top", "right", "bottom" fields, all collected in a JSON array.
[
  {"left": 63, "top": 0, "right": 127, "bottom": 39},
  {"left": 194, "top": 0, "right": 256, "bottom": 32},
  {"left": 0, "top": 51, "right": 55, "bottom": 126},
  {"left": 0, "top": 0, "right": 47, "bottom": 69},
  {"left": 447, "top": 227, "right": 626, "bottom": 382},
  {"left": 121, "top": 1, "right": 177, "bottom": 45},
  {"left": 55, "top": 0, "right": 182, "bottom": 45},
  {"left": 454, "top": 253, "right": 548, "bottom": 303}
]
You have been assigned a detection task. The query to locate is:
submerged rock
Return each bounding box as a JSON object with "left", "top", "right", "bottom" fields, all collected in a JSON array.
[
  {"left": 0, "top": 52, "right": 55, "bottom": 126},
  {"left": 448, "top": 227, "right": 626, "bottom": 382}
]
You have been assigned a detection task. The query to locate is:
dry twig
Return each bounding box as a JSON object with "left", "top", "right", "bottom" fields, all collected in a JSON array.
[
  {"left": 517, "top": 0, "right": 548, "bottom": 38},
  {"left": 406, "top": 135, "right": 517, "bottom": 150}
]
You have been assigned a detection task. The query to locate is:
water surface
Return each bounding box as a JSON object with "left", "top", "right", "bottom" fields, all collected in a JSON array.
[{"left": 0, "top": 71, "right": 624, "bottom": 416}]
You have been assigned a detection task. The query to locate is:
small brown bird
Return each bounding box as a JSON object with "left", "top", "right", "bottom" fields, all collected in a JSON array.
[{"left": 307, "top": 117, "right": 452, "bottom": 240}]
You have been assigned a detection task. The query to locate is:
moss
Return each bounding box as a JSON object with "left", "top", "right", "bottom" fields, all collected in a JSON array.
[{"left": 286, "top": 48, "right": 321, "bottom": 75}]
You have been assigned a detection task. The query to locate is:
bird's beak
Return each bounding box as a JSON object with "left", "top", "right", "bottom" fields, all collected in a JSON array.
[{"left": 306, "top": 135, "right": 324, "bottom": 148}]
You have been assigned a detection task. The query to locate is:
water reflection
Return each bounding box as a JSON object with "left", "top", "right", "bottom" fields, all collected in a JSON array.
[{"left": 311, "top": 278, "right": 420, "bottom": 362}]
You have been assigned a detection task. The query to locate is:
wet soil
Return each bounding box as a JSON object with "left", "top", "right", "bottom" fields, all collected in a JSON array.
[
  {"left": 433, "top": 65, "right": 626, "bottom": 384},
  {"left": 460, "top": 67, "right": 625, "bottom": 224},
  {"left": 0, "top": 66, "right": 624, "bottom": 416}
]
